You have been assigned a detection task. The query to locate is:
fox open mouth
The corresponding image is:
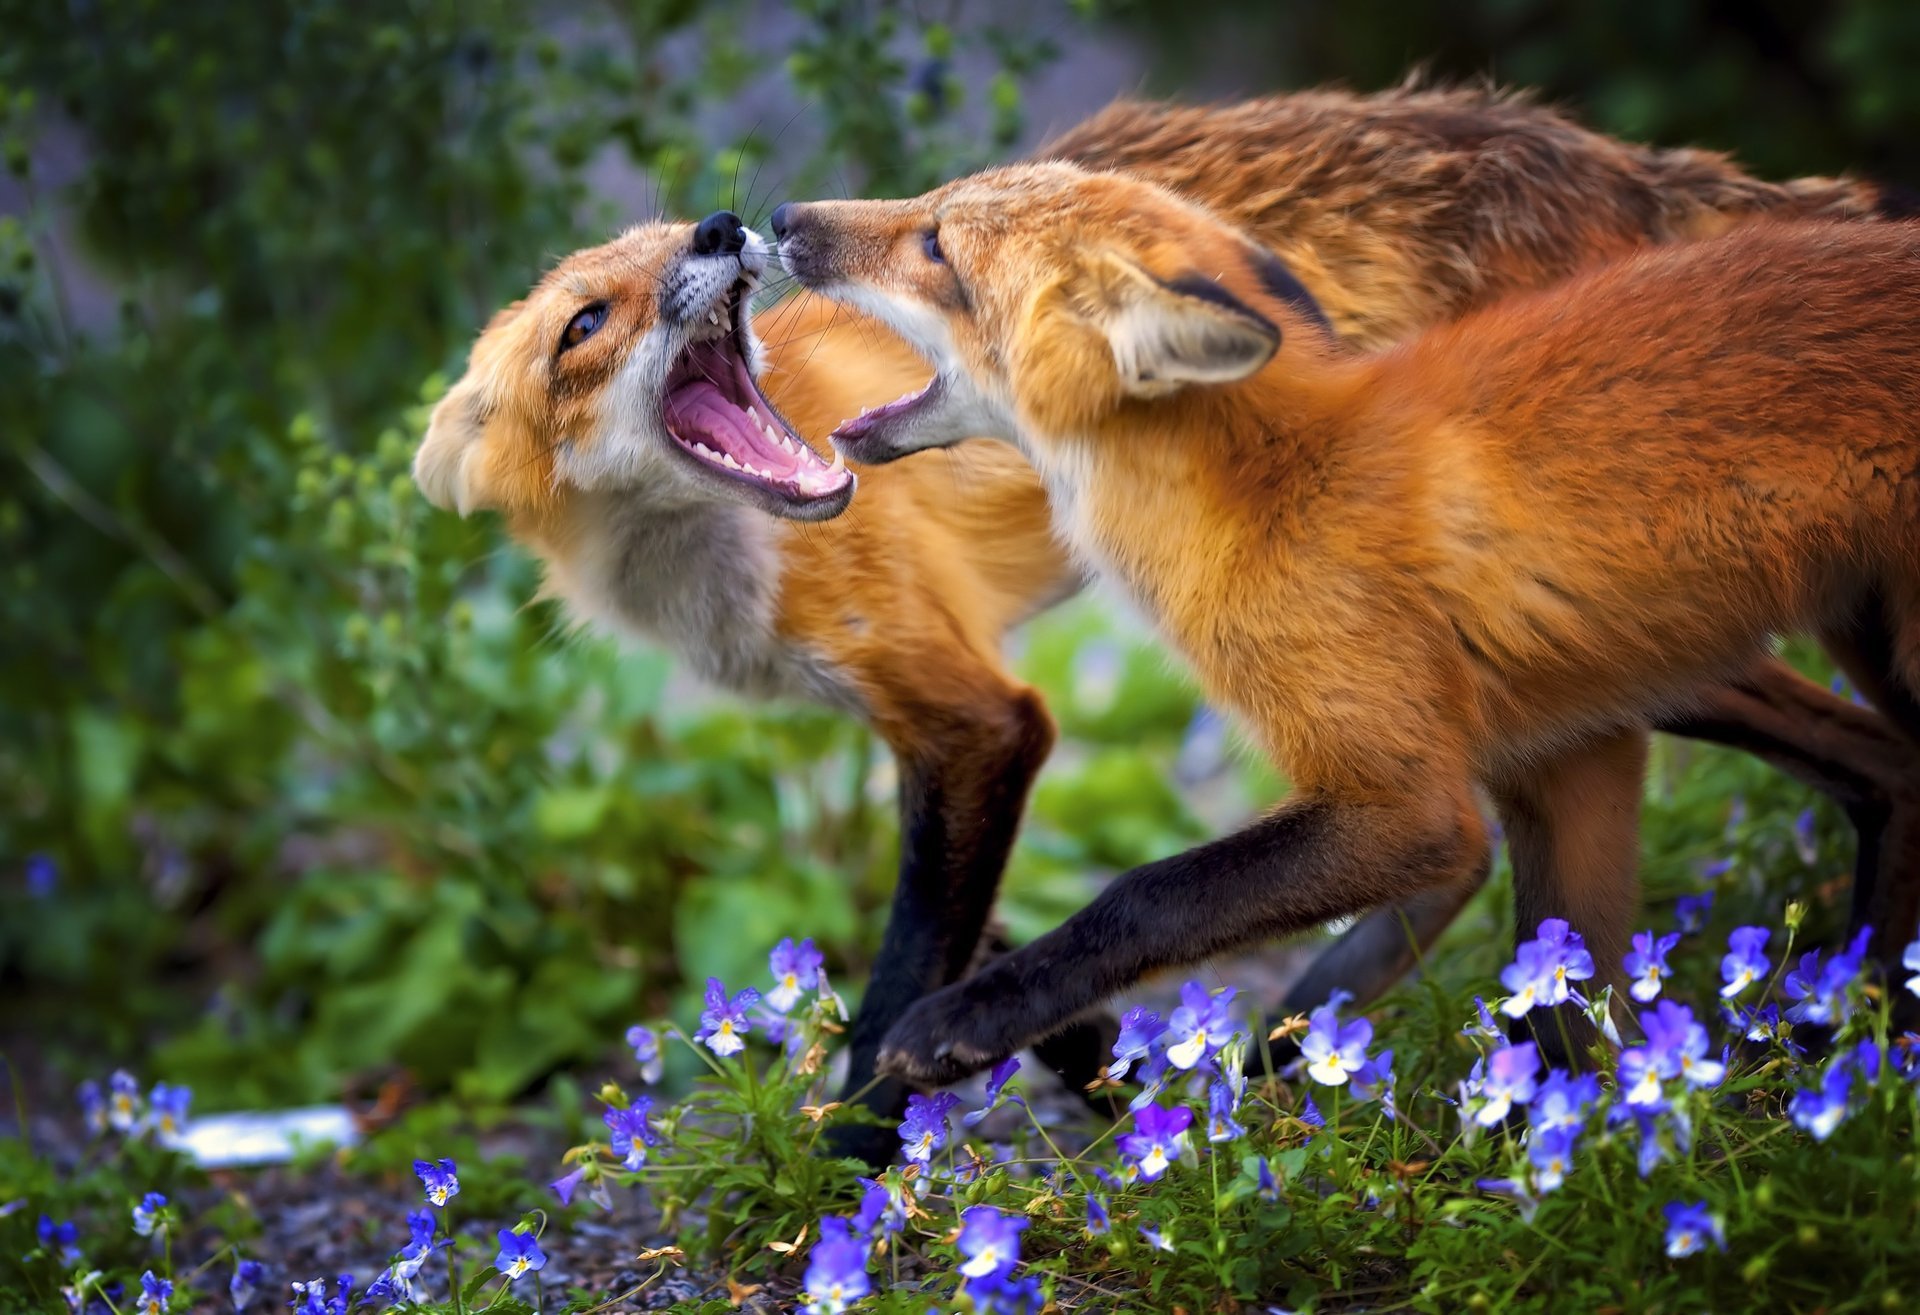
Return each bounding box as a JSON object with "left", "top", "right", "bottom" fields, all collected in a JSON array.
[
  {"left": 662, "top": 284, "right": 852, "bottom": 511},
  {"left": 828, "top": 374, "right": 945, "bottom": 453}
]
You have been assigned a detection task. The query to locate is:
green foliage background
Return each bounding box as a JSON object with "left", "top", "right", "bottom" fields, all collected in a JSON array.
[{"left": 1, "top": 0, "right": 1907, "bottom": 1114}]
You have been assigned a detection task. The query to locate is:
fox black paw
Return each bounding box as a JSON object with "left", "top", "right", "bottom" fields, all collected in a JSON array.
[{"left": 876, "top": 984, "right": 1019, "bottom": 1086}]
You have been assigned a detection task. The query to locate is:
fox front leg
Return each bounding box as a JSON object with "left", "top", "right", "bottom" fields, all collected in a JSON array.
[{"left": 876, "top": 790, "right": 1489, "bottom": 1086}]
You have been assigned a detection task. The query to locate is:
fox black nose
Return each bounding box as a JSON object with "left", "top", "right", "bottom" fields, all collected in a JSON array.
[
  {"left": 769, "top": 202, "right": 796, "bottom": 241},
  {"left": 693, "top": 210, "right": 746, "bottom": 256}
]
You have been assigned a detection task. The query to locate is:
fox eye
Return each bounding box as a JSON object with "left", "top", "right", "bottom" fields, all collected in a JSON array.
[
  {"left": 560, "top": 303, "right": 608, "bottom": 352},
  {"left": 922, "top": 229, "right": 944, "bottom": 264}
]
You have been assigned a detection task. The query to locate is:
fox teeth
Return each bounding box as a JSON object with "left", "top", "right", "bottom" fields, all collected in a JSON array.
[
  {"left": 722, "top": 453, "right": 739, "bottom": 469},
  {"left": 695, "top": 442, "right": 716, "bottom": 459},
  {"left": 829, "top": 448, "right": 846, "bottom": 476}
]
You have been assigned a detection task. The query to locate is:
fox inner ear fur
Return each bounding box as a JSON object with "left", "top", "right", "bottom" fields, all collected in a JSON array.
[{"left": 1078, "top": 251, "right": 1280, "bottom": 396}]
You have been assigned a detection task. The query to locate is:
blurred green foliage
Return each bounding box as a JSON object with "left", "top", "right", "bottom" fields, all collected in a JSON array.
[{"left": 0, "top": 0, "right": 1881, "bottom": 1120}]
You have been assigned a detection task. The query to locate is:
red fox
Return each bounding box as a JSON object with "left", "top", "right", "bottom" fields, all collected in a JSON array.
[
  {"left": 773, "top": 164, "right": 1920, "bottom": 1081},
  {"left": 417, "top": 87, "right": 1920, "bottom": 1144}
]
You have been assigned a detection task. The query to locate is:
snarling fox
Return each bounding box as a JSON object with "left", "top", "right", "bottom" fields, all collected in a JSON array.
[
  {"left": 416, "top": 85, "right": 1920, "bottom": 1147},
  {"left": 775, "top": 160, "right": 1920, "bottom": 1080}
]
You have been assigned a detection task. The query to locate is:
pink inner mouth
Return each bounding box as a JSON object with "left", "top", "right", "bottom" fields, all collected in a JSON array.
[
  {"left": 828, "top": 376, "right": 940, "bottom": 446},
  {"left": 661, "top": 293, "right": 849, "bottom": 501}
]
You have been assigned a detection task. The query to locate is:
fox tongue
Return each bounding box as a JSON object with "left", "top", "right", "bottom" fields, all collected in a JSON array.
[{"left": 663, "top": 379, "right": 802, "bottom": 477}]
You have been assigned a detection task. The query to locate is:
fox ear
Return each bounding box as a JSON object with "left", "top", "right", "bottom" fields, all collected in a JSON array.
[{"left": 1078, "top": 251, "right": 1279, "bottom": 396}]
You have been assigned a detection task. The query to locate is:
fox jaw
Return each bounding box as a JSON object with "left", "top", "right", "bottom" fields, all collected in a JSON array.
[
  {"left": 774, "top": 162, "right": 1320, "bottom": 466},
  {"left": 417, "top": 215, "right": 853, "bottom": 524}
]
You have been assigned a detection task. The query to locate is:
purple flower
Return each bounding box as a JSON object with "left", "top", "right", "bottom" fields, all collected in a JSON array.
[
  {"left": 1165, "top": 980, "right": 1240, "bottom": 1070},
  {"left": 78, "top": 1079, "right": 106, "bottom": 1135},
  {"left": 413, "top": 1158, "right": 459, "bottom": 1207},
  {"left": 1904, "top": 939, "right": 1920, "bottom": 999},
  {"left": 603, "top": 1098, "right": 659, "bottom": 1170},
  {"left": 803, "top": 1216, "right": 871, "bottom": 1314},
  {"left": 1501, "top": 919, "right": 1596, "bottom": 1016},
  {"left": 25, "top": 853, "right": 56, "bottom": 899},
  {"left": 230, "top": 1259, "right": 267, "bottom": 1311},
  {"left": 1663, "top": 1200, "right": 1726, "bottom": 1257},
  {"left": 1138, "top": 1224, "right": 1175, "bottom": 1253},
  {"left": 1476, "top": 1175, "right": 1541, "bottom": 1224},
  {"left": 694, "top": 977, "right": 760, "bottom": 1057},
  {"left": 1462, "top": 996, "right": 1504, "bottom": 1044},
  {"left": 767, "top": 937, "right": 825, "bottom": 1012},
  {"left": 1789, "top": 1040, "right": 1879, "bottom": 1141},
  {"left": 964, "top": 1056, "right": 1024, "bottom": 1127},
  {"left": 137, "top": 1271, "right": 171, "bottom": 1315},
  {"left": 1301, "top": 995, "right": 1373, "bottom": 1086},
  {"left": 1719, "top": 926, "right": 1770, "bottom": 998},
  {"left": 851, "top": 1176, "right": 906, "bottom": 1239},
  {"left": 148, "top": 1083, "right": 190, "bottom": 1140},
  {"left": 1645, "top": 1000, "right": 1726, "bottom": 1090},
  {"left": 898, "top": 1091, "right": 962, "bottom": 1166},
  {"left": 1109, "top": 1005, "right": 1167, "bottom": 1081},
  {"left": 1527, "top": 1128, "right": 1577, "bottom": 1193},
  {"left": 131, "top": 1192, "right": 166, "bottom": 1237},
  {"left": 1299, "top": 1095, "right": 1324, "bottom": 1128},
  {"left": 1255, "top": 1156, "right": 1280, "bottom": 1202},
  {"left": 1205, "top": 1079, "right": 1246, "bottom": 1143},
  {"left": 37, "top": 1215, "right": 81, "bottom": 1264},
  {"left": 1675, "top": 892, "right": 1715, "bottom": 934},
  {"left": 549, "top": 1165, "right": 588, "bottom": 1206},
  {"left": 1793, "top": 807, "right": 1819, "bottom": 865},
  {"left": 969, "top": 1271, "right": 1044, "bottom": 1315},
  {"left": 1471, "top": 1042, "right": 1540, "bottom": 1125},
  {"left": 1607, "top": 1100, "right": 1692, "bottom": 1178},
  {"left": 1528, "top": 1070, "right": 1600, "bottom": 1138},
  {"left": 1350, "top": 1047, "right": 1397, "bottom": 1117},
  {"left": 494, "top": 1228, "right": 546, "bottom": 1280},
  {"left": 625, "top": 1025, "right": 664, "bottom": 1083},
  {"left": 1625, "top": 930, "right": 1680, "bottom": 1002},
  {"left": 1116, "top": 1102, "right": 1192, "bottom": 1182},
  {"left": 108, "top": 1070, "right": 141, "bottom": 1132},
  {"left": 1085, "top": 1192, "right": 1110, "bottom": 1235},
  {"left": 956, "top": 1205, "right": 1028, "bottom": 1280}
]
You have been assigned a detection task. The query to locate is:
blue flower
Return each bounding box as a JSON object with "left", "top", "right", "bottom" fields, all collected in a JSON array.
[
  {"left": 1663, "top": 1200, "right": 1726, "bottom": 1257},
  {"left": 694, "top": 977, "right": 760, "bottom": 1057},
  {"left": 1784, "top": 928, "right": 1871, "bottom": 1026},
  {"left": 898, "top": 1091, "right": 962, "bottom": 1166},
  {"left": 1607, "top": 1100, "right": 1692, "bottom": 1178},
  {"left": 1675, "top": 892, "right": 1715, "bottom": 934},
  {"left": 1138, "top": 1224, "right": 1175, "bottom": 1253},
  {"left": 78, "top": 1079, "right": 106, "bottom": 1135},
  {"left": 1255, "top": 1156, "right": 1280, "bottom": 1203},
  {"left": 1461, "top": 996, "right": 1504, "bottom": 1044},
  {"left": 625, "top": 1025, "right": 664, "bottom": 1084},
  {"left": 230, "top": 1259, "right": 268, "bottom": 1311},
  {"left": 493, "top": 1228, "right": 545, "bottom": 1280},
  {"left": 1904, "top": 939, "right": 1920, "bottom": 999},
  {"left": 1085, "top": 1192, "right": 1110, "bottom": 1235},
  {"left": 1206, "top": 1079, "right": 1246, "bottom": 1143},
  {"left": 1718, "top": 926, "right": 1770, "bottom": 998},
  {"left": 1789, "top": 1040, "right": 1878, "bottom": 1141},
  {"left": 1299, "top": 1095, "right": 1324, "bottom": 1128},
  {"left": 969, "top": 1271, "right": 1044, "bottom": 1315},
  {"left": 767, "top": 937, "right": 825, "bottom": 1012},
  {"left": 25, "top": 853, "right": 56, "bottom": 899},
  {"left": 603, "top": 1098, "right": 659, "bottom": 1170},
  {"left": 413, "top": 1157, "right": 459, "bottom": 1207},
  {"left": 1350, "top": 1047, "right": 1397, "bottom": 1117},
  {"left": 1475, "top": 1175, "right": 1541, "bottom": 1224},
  {"left": 803, "top": 1216, "right": 871, "bottom": 1314},
  {"left": 964, "top": 1056, "right": 1025, "bottom": 1127},
  {"left": 1116, "top": 1102, "right": 1192, "bottom": 1182},
  {"left": 37, "top": 1215, "right": 81, "bottom": 1264},
  {"left": 148, "top": 1083, "right": 191, "bottom": 1140},
  {"left": 549, "top": 1165, "right": 589, "bottom": 1206},
  {"left": 1624, "top": 930, "right": 1680, "bottom": 1002},
  {"left": 131, "top": 1192, "right": 166, "bottom": 1237},
  {"left": 1725, "top": 999, "right": 1792, "bottom": 1048},
  {"left": 1165, "top": 980, "right": 1240, "bottom": 1070},
  {"left": 137, "top": 1271, "right": 171, "bottom": 1315},
  {"left": 289, "top": 1274, "right": 353, "bottom": 1315},
  {"left": 1109, "top": 1005, "right": 1168, "bottom": 1081},
  {"left": 1528, "top": 1070, "right": 1600, "bottom": 1138},
  {"left": 956, "top": 1204, "right": 1028, "bottom": 1280},
  {"left": 1301, "top": 995, "right": 1372, "bottom": 1086},
  {"left": 1473, "top": 1042, "right": 1540, "bottom": 1126},
  {"left": 1527, "top": 1127, "right": 1577, "bottom": 1193},
  {"left": 108, "top": 1071, "right": 141, "bottom": 1132}
]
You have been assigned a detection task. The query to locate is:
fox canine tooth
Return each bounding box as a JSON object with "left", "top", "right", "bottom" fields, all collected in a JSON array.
[
  {"left": 829, "top": 448, "right": 846, "bottom": 476},
  {"left": 722, "top": 453, "right": 739, "bottom": 469}
]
